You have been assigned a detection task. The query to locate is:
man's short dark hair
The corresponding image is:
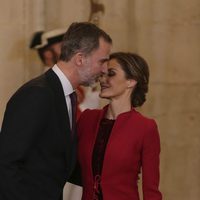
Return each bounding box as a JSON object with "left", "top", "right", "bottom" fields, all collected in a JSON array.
[{"left": 60, "top": 22, "right": 112, "bottom": 62}]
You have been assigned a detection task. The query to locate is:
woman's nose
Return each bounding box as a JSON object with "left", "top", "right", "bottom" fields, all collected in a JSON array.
[{"left": 98, "top": 72, "right": 108, "bottom": 83}]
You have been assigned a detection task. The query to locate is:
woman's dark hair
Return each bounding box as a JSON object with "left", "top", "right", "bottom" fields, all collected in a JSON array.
[
  {"left": 110, "top": 52, "right": 149, "bottom": 107},
  {"left": 60, "top": 22, "right": 112, "bottom": 62}
]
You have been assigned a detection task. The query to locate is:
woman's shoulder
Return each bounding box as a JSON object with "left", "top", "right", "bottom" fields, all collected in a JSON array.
[
  {"left": 130, "top": 109, "right": 157, "bottom": 128},
  {"left": 79, "top": 104, "right": 109, "bottom": 119},
  {"left": 82, "top": 108, "right": 102, "bottom": 115},
  {"left": 78, "top": 108, "right": 103, "bottom": 121},
  {"left": 127, "top": 110, "right": 160, "bottom": 144}
]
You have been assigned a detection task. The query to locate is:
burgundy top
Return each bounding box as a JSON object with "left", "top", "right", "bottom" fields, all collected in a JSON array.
[{"left": 92, "top": 118, "right": 115, "bottom": 200}]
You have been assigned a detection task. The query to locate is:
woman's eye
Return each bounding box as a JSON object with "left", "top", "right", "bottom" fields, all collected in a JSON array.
[{"left": 107, "top": 71, "right": 115, "bottom": 77}]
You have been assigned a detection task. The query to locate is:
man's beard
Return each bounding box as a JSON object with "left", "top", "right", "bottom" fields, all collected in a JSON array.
[
  {"left": 81, "top": 76, "right": 97, "bottom": 87},
  {"left": 78, "top": 68, "right": 99, "bottom": 87}
]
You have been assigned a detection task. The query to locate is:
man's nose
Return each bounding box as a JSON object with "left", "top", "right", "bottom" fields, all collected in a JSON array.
[{"left": 101, "top": 62, "right": 108, "bottom": 74}]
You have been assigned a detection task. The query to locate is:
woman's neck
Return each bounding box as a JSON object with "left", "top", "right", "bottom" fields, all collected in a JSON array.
[{"left": 106, "top": 97, "right": 132, "bottom": 120}]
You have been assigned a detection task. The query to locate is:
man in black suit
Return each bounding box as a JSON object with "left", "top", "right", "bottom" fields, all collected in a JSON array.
[{"left": 0, "top": 22, "right": 112, "bottom": 200}]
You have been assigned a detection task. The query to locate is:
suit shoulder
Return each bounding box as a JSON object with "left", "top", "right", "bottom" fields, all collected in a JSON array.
[
  {"left": 21, "top": 74, "right": 49, "bottom": 90},
  {"left": 8, "top": 75, "right": 53, "bottom": 105}
]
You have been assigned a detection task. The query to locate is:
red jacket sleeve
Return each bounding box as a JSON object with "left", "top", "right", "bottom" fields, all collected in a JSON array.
[{"left": 142, "top": 120, "right": 162, "bottom": 200}]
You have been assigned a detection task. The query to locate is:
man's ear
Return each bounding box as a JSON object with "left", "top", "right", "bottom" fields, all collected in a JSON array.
[
  {"left": 127, "top": 79, "right": 137, "bottom": 88},
  {"left": 74, "top": 53, "right": 84, "bottom": 66}
]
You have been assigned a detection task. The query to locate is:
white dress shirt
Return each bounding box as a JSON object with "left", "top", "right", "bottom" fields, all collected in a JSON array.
[{"left": 52, "top": 64, "right": 74, "bottom": 129}]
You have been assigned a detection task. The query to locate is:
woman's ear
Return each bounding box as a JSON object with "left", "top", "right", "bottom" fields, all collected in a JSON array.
[{"left": 127, "top": 79, "right": 137, "bottom": 88}]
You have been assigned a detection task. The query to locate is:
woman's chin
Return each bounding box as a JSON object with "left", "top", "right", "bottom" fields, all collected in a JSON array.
[{"left": 99, "top": 93, "right": 110, "bottom": 99}]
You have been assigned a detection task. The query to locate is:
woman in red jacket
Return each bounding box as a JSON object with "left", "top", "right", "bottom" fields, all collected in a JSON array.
[{"left": 76, "top": 52, "right": 162, "bottom": 200}]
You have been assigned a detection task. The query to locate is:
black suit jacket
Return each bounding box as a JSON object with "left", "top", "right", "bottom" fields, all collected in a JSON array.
[{"left": 0, "top": 69, "right": 77, "bottom": 200}]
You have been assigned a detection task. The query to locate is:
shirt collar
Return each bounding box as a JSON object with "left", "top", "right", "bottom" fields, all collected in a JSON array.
[{"left": 52, "top": 64, "right": 74, "bottom": 96}]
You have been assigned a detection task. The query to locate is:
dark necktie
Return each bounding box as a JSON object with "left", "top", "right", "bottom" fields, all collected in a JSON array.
[{"left": 69, "top": 92, "right": 77, "bottom": 136}]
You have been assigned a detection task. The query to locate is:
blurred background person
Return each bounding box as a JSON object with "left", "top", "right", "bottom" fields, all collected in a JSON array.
[{"left": 30, "top": 29, "right": 65, "bottom": 71}]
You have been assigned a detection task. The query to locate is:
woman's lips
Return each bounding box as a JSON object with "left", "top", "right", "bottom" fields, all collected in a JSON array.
[{"left": 100, "top": 84, "right": 109, "bottom": 90}]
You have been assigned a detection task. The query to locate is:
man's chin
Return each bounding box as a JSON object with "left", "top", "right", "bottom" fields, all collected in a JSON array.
[
  {"left": 81, "top": 79, "right": 96, "bottom": 87},
  {"left": 81, "top": 82, "right": 90, "bottom": 87}
]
